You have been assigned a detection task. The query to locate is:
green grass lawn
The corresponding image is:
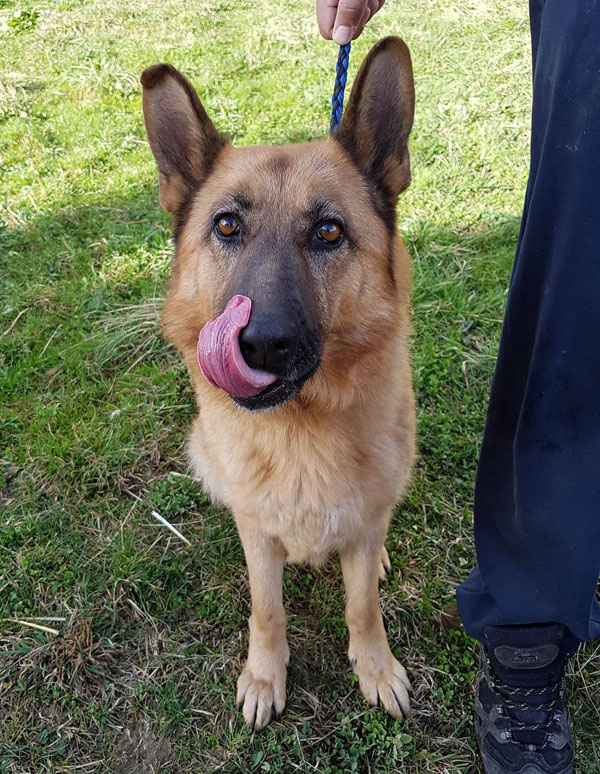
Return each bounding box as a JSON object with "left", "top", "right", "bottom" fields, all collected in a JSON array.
[{"left": 1, "top": 0, "right": 599, "bottom": 771}]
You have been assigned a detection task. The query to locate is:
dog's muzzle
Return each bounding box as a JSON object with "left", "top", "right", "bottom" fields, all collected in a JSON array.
[{"left": 197, "top": 295, "right": 321, "bottom": 411}]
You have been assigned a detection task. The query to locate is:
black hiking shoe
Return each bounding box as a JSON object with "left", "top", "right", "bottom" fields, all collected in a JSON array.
[{"left": 475, "top": 624, "right": 574, "bottom": 774}]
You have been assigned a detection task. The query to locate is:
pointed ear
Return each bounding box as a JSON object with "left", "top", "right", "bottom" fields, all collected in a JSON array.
[
  {"left": 140, "top": 63, "right": 227, "bottom": 212},
  {"left": 335, "top": 37, "right": 415, "bottom": 207}
]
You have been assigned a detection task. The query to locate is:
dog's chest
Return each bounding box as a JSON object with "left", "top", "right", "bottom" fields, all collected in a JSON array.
[
  {"left": 189, "top": 405, "right": 403, "bottom": 564},
  {"left": 252, "top": 457, "right": 368, "bottom": 565}
]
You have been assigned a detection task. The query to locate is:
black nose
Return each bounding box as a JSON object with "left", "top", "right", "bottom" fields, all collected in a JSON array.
[{"left": 239, "top": 314, "right": 298, "bottom": 372}]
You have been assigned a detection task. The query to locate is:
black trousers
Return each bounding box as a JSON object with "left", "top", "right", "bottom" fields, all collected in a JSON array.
[{"left": 457, "top": 0, "right": 600, "bottom": 652}]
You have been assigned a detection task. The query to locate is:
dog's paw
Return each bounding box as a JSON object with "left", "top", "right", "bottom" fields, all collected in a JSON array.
[
  {"left": 236, "top": 660, "right": 287, "bottom": 731},
  {"left": 350, "top": 643, "right": 412, "bottom": 718},
  {"left": 379, "top": 546, "right": 392, "bottom": 582}
]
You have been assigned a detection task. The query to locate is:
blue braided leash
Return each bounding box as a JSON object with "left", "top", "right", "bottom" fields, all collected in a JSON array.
[{"left": 329, "top": 42, "right": 351, "bottom": 134}]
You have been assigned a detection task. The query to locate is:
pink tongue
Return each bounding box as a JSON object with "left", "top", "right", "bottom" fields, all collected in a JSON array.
[{"left": 197, "top": 295, "right": 278, "bottom": 398}]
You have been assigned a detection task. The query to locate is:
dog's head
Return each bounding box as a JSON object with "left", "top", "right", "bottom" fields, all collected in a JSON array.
[{"left": 141, "top": 37, "right": 414, "bottom": 411}]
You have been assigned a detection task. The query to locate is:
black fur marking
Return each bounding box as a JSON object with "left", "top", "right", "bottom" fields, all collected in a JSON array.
[
  {"left": 334, "top": 137, "right": 398, "bottom": 238},
  {"left": 172, "top": 143, "right": 230, "bottom": 244},
  {"left": 266, "top": 154, "right": 291, "bottom": 180},
  {"left": 386, "top": 231, "right": 396, "bottom": 286},
  {"left": 230, "top": 192, "right": 252, "bottom": 212},
  {"left": 173, "top": 183, "right": 199, "bottom": 243}
]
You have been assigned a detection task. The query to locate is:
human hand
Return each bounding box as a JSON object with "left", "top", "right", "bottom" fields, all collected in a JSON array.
[{"left": 316, "top": 0, "right": 385, "bottom": 45}]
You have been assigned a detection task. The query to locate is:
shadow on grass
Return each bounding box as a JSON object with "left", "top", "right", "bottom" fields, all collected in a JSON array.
[{"left": 1, "top": 186, "right": 169, "bottom": 294}]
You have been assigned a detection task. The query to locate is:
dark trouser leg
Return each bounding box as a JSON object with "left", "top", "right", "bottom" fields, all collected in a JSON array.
[{"left": 457, "top": 0, "right": 600, "bottom": 652}]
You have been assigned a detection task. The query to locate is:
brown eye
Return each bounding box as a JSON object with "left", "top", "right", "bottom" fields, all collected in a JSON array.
[
  {"left": 317, "top": 222, "right": 342, "bottom": 245},
  {"left": 215, "top": 215, "right": 240, "bottom": 238}
]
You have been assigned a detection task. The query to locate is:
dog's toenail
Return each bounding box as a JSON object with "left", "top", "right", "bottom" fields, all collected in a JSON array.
[{"left": 391, "top": 687, "right": 405, "bottom": 714}]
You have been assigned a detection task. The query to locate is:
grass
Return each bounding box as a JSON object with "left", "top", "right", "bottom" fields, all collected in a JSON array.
[{"left": 1, "top": 0, "right": 599, "bottom": 771}]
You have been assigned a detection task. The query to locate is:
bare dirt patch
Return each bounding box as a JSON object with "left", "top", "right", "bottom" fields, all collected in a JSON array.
[{"left": 112, "top": 720, "right": 171, "bottom": 774}]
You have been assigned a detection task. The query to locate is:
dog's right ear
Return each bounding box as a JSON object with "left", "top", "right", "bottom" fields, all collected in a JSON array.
[{"left": 140, "top": 64, "right": 227, "bottom": 212}]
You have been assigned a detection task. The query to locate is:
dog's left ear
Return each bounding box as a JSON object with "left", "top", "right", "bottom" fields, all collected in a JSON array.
[
  {"left": 140, "top": 64, "right": 227, "bottom": 212},
  {"left": 335, "top": 37, "right": 414, "bottom": 203}
]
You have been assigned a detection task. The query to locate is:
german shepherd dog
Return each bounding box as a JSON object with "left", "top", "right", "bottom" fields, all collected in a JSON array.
[{"left": 141, "top": 37, "right": 416, "bottom": 730}]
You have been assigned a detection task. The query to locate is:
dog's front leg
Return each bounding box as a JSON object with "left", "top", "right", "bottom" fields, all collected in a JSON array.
[
  {"left": 235, "top": 521, "right": 289, "bottom": 730},
  {"left": 340, "top": 539, "right": 412, "bottom": 718}
]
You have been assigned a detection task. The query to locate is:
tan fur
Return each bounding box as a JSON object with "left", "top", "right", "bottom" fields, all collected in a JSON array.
[
  {"left": 143, "top": 37, "right": 417, "bottom": 729},
  {"left": 163, "top": 141, "right": 415, "bottom": 566}
]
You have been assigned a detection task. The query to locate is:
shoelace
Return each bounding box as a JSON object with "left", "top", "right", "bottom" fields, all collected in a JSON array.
[{"left": 486, "top": 654, "right": 567, "bottom": 747}]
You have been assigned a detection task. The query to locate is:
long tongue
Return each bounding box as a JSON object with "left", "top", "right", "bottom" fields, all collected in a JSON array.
[{"left": 197, "top": 295, "right": 277, "bottom": 398}]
